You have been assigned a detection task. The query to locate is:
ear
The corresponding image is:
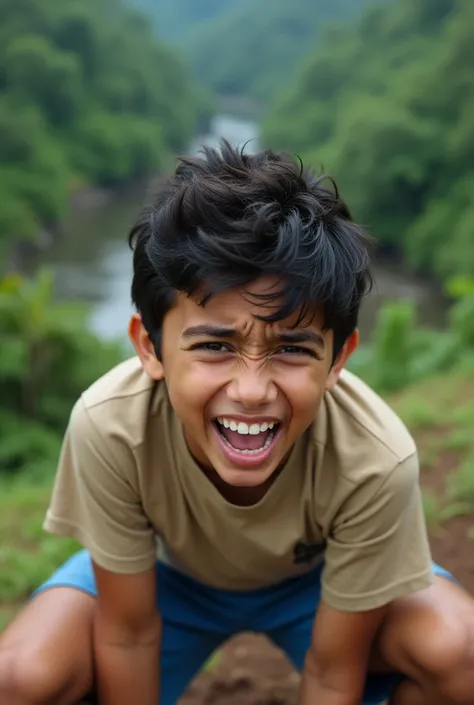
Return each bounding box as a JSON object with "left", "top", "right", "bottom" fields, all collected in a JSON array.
[
  {"left": 128, "top": 313, "right": 164, "bottom": 381},
  {"left": 325, "top": 329, "right": 359, "bottom": 391}
]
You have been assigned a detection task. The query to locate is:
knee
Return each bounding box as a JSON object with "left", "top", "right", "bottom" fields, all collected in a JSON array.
[
  {"left": 0, "top": 650, "right": 63, "bottom": 704},
  {"left": 420, "top": 619, "right": 474, "bottom": 703},
  {"left": 443, "top": 635, "right": 474, "bottom": 704}
]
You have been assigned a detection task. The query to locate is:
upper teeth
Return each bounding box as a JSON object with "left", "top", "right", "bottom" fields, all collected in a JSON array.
[{"left": 217, "top": 418, "right": 276, "bottom": 435}]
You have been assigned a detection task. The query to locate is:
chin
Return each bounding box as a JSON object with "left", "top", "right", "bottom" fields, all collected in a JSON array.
[{"left": 215, "top": 463, "right": 276, "bottom": 488}]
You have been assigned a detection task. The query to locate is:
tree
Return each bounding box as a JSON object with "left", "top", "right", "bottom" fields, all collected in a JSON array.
[
  {"left": 0, "top": 0, "right": 212, "bottom": 262},
  {"left": 0, "top": 270, "right": 125, "bottom": 474},
  {"left": 262, "top": 0, "right": 474, "bottom": 281}
]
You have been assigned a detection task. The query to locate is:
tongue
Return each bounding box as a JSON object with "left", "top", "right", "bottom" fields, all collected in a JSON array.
[{"left": 219, "top": 426, "right": 271, "bottom": 451}]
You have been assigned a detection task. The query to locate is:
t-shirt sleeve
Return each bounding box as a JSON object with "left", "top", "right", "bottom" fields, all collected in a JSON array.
[
  {"left": 44, "top": 397, "right": 157, "bottom": 574},
  {"left": 322, "top": 452, "right": 433, "bottom": 612}
]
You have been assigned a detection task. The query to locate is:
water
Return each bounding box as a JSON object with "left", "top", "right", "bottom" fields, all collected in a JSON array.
[{"left": 36, "top": 115, "right": 446, "bottom": 343}]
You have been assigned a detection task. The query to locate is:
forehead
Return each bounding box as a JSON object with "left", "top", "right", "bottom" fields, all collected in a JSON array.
[{"left": 169, "top": 277, "right": 324, "bottom": 333}]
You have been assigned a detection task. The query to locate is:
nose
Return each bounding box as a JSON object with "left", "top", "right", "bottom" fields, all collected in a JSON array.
[{"left": 226, "top": 362, "right": 278, "bottom": 408}]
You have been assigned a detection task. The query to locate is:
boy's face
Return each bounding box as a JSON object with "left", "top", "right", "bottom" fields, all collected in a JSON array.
[{"left": 131, "top": 277, "right": 357, "bottom": 490}]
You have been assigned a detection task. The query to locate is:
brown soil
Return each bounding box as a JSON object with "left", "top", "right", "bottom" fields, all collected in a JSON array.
[
  {"left": 181, "top": 635, "right": 299, "bottom": 705},
  {"left": 176, "top": 442, "right": 474, "bottom": 705}
]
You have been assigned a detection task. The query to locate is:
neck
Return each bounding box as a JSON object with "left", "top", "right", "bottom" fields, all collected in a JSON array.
[{"left": 200, "top": 465, "right": 284, "bottom": 506}]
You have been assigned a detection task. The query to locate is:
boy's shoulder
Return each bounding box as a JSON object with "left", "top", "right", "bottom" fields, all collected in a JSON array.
[
  {"left": 78, "top": 356, "right": 168, "bottom": 450},
  {"left": 313, "top": 369, "right": 417, "bottom": 482},
  {"left": 81, "top": 356, "right": 153, "bottom": 408}
]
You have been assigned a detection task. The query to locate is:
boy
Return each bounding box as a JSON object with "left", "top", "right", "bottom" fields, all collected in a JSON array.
[{"left": 0, "top": 142, "right": 473, "bottom": 705}]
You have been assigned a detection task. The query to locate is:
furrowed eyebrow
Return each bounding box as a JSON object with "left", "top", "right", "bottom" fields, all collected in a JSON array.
[
  {"left": 182, "top": 325, "right": 325, "bottom": 348},
  {"left": 278, "top": 330, "right": 325, "bottom": 348},
  {"left": 182, "top": 325, "right": 237, "bottom": 339}
]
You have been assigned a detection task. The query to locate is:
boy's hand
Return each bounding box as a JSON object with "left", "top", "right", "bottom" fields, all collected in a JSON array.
[
  {"left": 93, "top": 562, "right": 161, "bottom": 705},
  {"left": 299, "top": 600, "right": 388, "bottom": 705}
]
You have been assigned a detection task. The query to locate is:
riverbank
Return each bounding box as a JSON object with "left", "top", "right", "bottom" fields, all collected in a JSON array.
[{"left": 15, "top": 114, "right": 448, "bottom": 344}]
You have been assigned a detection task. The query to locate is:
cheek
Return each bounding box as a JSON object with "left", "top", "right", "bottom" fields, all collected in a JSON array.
[
  {"left": 277, "top": 366, "right": 326, "bottom": 412},
  {"left": 166, "top": 361, "right": 225, "bottom": 416}
]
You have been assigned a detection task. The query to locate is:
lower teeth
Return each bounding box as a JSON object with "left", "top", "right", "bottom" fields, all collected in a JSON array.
[{"left": 218, "top": 426, "right": 277, "bottom": 455}]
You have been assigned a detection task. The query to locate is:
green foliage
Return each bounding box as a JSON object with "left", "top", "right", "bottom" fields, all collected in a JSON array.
[
  {"left": 263, "top": 0, "right": 474, "bottom": 281},
  {"left": 0, "top": 475, "right": 80, "bottom": 605},
  {"left": 447, "top": 455, "right": 474, "bottom": 508},
  {"left": 448, "top": 290, "right": 474, "bottom": 349},
  {"left": 0, "top": 98, "right": 70, "bottom": 253},
  {"left": 134, "top": 0, "right": 382, "bottom": 103},
  {"left": 422, "top": 491, "right": 441, "bottom": 531},
  {"left": 131, "top": 0, "right": 240, "bottom": 38},
  {"left": 0, "top": 268, "right": 125, "bottom": 618},
  {"left": 349, "top": 284, "right": 474, "bottom": 394},
  {"left": 0, "top": 270, "right": 125, "bottom": 474},
  {"left": 0, "top": 0, "right": 212, "bottom": 258},
  {"left": 389, "top": 352, "right": 474, "bottom": 527},
  {"left": 187, "top": 0, "right": 387, "bottom": 102}
]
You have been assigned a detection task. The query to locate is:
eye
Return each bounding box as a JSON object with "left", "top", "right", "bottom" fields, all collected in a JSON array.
[
  {"left": 191, "top": 342, "right": 232, "bottom": 353},
  {"left": 277, "top": 345, "right": 315, "bottom": 357}
]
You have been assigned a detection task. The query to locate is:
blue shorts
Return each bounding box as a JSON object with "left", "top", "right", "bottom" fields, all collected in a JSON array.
[{"left": 34, "top": 551, "right": 454, "bottom": 705}]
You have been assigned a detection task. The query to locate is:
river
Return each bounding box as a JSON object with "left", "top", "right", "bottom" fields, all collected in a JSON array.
[{"left": 35, "top": 115, "right": 446, "bottom": 344}]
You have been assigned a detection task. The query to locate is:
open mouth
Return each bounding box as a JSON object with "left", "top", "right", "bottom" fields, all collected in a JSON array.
[{"left": 213, "top": 417, "right": 281, "bottom": 459}]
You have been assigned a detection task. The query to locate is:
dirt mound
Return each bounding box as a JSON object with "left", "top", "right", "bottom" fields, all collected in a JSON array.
[{"left": 181, "top": 635, "right": 299, "bottom": 705}]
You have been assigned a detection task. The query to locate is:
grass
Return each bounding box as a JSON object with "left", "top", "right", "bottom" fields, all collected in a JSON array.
[
  {"left": 421, "top": 490, "right": 442, "bottom": 532},
  {"left": 0, "top": 474, "right": 79, "bottom": 626},
  {"left": 203, "top": 650, "right": 222, "bottom": 672},
  {"left": 391, "top": 360, "right": 474, "bottom": 518}
]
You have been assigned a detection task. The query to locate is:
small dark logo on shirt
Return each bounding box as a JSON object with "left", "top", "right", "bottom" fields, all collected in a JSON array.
[{"left": 293, "top": 540, "right": 326, "bottom": 565}]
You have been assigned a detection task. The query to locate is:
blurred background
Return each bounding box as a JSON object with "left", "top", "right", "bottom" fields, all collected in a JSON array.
[{"left": 0, "top": 0, "right": 473, "bottom": 644}]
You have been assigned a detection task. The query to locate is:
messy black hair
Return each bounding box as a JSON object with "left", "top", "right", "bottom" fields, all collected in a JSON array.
[{"left": 129, "top": 140, "right": 373, "bottom": 362}]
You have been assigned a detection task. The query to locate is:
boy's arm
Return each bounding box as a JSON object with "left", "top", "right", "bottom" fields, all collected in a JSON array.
[
  {"left": 43, "top": 398, "right": 161, "bottom": 700},
  {"left": 300, "top": 602, "right": 388, "bottom": 705},
  {"left": 93, "top": 564, "right": 160, "bottom": 705},
  {"left": 300, "top": 452, "right": 433, "bottom": 704}
]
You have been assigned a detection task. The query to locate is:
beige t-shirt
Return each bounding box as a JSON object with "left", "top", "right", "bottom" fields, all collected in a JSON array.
[{"left": 44, "top": 357, "right": 433, "bottom": 611}]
